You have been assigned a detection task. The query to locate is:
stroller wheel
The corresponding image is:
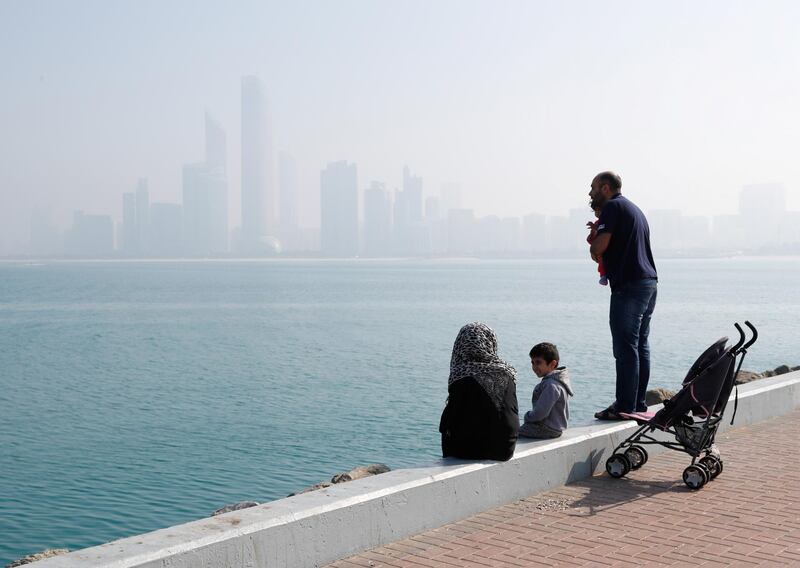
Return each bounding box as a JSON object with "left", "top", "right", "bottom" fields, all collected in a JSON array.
[
  {"left": 606, "top": 454, "right": 631, "bottom": 478},
  {"left": 625, "top": 446, "right": 648, "bottom": 469},
  {"left": 699, "top": 455, "right": 723, "bottom": 479},
  {"left": 683, "top": 465, "right": 708, "bottom": 490}
]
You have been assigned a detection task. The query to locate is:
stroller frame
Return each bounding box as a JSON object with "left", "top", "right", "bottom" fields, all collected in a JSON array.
[{"left": 605, "top": 321, "right": 758, "bottom": 490}]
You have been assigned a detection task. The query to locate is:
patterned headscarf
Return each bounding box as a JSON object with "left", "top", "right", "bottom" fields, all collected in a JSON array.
[{"left": 449, "top": 322, "right": 517, "bottom": 410}]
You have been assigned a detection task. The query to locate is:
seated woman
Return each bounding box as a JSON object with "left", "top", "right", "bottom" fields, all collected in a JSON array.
[{"left": 439, "top": 322, "right": 519, "bottom": 461}]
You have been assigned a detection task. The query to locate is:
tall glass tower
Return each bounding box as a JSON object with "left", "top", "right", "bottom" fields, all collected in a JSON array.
[{"left": 240, "top": 75, "right": 274, "bottom": 250}]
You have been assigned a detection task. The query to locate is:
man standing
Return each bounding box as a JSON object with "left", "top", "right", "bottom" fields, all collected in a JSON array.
[{"left": 588, "top": 171, "right": 658, "bottom": 419}]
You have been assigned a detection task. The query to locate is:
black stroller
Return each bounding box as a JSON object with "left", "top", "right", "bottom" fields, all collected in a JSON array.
[{"left": 605, "top": 321, "right": 758, "bottom": 489}]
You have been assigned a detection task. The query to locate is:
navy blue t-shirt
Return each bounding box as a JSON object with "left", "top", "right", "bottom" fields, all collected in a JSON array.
[{"left": 596, "top": 194, "right": 657, "bottom": 288}]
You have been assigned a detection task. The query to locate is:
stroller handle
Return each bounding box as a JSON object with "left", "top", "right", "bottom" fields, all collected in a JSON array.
[
  {"left": 731, "top": 323, "right": 746, "bottom": 352},
  {"left": 742, "top": 321, "right": 758, "bottom": 350}
]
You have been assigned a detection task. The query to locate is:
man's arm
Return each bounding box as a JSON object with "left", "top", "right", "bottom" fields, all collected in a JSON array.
[{"left": 590, "top": 232, "right": 611, "bottom": 261}]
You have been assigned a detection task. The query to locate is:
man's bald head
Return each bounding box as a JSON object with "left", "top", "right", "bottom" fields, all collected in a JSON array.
[
  {"left": 589, "top": 171, "right": 622, "bottom": 211},
  {"left": 593, "top": 171, "right": 622, "bottom": 194}
]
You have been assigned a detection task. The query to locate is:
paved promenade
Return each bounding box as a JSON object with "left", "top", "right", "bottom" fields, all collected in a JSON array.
[{"left": 327, "top": 409, "right": 800, "bottom": 567}]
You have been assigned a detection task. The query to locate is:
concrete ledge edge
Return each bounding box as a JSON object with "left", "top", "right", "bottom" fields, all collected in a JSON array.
[{"left": 30, "top": 371, "right": 800, "bottom": 568}]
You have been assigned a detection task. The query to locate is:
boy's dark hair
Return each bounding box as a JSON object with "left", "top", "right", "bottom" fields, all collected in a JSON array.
[{"left": 529, "top": 342, "right": 559, "bottom": 364}]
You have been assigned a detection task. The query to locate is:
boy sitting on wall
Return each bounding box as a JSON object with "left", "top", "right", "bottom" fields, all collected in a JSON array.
[{"left": 519, "top": 342, "right": 573, "bottom": 439}]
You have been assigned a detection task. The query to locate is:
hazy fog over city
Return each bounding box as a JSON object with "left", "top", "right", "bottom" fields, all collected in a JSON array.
[{"left": 2, "top": 1, "right": 800, "bottom": 257}]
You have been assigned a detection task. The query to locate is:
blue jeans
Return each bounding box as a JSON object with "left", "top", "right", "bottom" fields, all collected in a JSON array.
[{"left": 609, "top": 278, "right": 657, "bottom": 412}]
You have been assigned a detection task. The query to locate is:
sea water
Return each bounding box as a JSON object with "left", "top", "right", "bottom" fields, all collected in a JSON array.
[{"left": 1, "top": 258, "right": 798, "bottom": 563}]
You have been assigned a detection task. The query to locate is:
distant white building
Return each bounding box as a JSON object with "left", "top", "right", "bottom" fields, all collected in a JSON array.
[
  {"left": 739, "top": 183, "right": 787, "bottom": 248},
  {"left": 393, "top": 166, "right": 425, "bottom": 255},
  {"left": 363, "top": 181, "right": 392, "bottom": 257},
  {"left": 712, "top": 214, "right": 744, "bottom": 250},
  {"left": 121, "top": 192, "right": 137, "bottom": 253},
  {"left": 649, "top": 209, "right": 682, "bottom": 252},
  {"left": 447, "top": 209, "right": 476, "bottom": 255},
  {"left": 149, "top": 203, "right": 182, "bottom": 256},
  {"left": 522, "top": 213, "right": 547, "bottom": 253},
  {"left": 320, "top": 161, "right": 358, "bottom": 257},
  {"left": 136, "top": 179, "right": 149, "bottom": 252},
  {"left": 181, "top": 113, "right": 228, "bottom": 255},
  {"left": 241, "top": 76, "right": 275, "bottom": 249},
  {"left": 279, "top": 152, "right": 299, "bottom": 249},
  {"left": 66, "top": 211, "right": 114, "bottom": 256},
  {"left": 182, "top": 163, "right": 227, "bottom": 255}
]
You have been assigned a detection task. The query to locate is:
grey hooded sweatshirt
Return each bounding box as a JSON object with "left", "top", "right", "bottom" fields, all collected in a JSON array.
[{"left": 523, "top": 367, "right": 573, "bottom": 433}]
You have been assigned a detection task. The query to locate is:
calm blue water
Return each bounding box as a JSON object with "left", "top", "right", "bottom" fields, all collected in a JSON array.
[{"left": 1, "top": 258, "right": 798, "bottom": 563}]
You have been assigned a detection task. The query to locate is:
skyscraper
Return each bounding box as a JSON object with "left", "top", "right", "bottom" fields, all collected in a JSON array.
[
  {"left": 205, "top": 112, "right": 228, "bottom": 252},
  {"left": 122, "top": 192, "right": 137, "bottom": 253},
  {"left": 320, "top": 161, "right": 358, "bottom": 257},
  {"left": 205, "top": 111, "right": 226, "bottom": 174},
  {"left": 363, "top": 181, "right": 392, "bottom": 257},
  {"left": 394, "top": 165, "right": 424, "bottom": 254},
  {"left": 182, "top": 163, "right": 227, "bottom": 255},
  {"left": 402, "top": 165, "right": 423, "bottom": 224},
  {"left": 181, "top": 113, "right": 228, "bottom": 255},
  {"left": 424, "top": 196, "right": 441, "bottom": 222},
  {"left": 279, "top": 151, "right": 299, "bottom": 244},
  {"left": 135, "top": 178, "right": 149, "bottom": 253},
  {"left": 149, "top": 203, "right": 182, "bottom": 256},
  {"left": 241, "top": 75, "right": 275, "bottom": 250}
]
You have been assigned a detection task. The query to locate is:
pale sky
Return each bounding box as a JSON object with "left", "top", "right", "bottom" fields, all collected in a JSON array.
[{"left": 1, "top": 0, "right": 799, "bottom": 250}]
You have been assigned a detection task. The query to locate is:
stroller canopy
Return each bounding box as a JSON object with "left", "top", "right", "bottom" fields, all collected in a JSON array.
[{"left": 652, "top": 337, "right": 735, "bottom": 429}]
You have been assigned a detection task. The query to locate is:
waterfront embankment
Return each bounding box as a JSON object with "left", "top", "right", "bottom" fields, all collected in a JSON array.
[
  {"left": 328, "top": 405, "right": 800, "bottom": 567},
  {"left": 21, "top": 370, "right": 800, "bottom": 568}
]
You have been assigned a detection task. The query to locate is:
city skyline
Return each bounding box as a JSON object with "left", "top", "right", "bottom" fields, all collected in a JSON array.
[
  {"left": 22, "top": 142, "right": 800, "bottom": 257},
  {"left": 13, "top": 72, "right": 800, "bottom": 257},
  {"left": 3, "top": 2, "right": 800, "bottom": 254}
]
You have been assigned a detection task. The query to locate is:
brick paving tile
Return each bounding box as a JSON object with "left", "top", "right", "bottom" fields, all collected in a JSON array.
[
  {"left": 777, "top": 552, "right": 800, "bottom": 565},
  {"left": 408, "top": 534, "right": 456, "bottom": 550},
  {"left": 504, "top": 538, "right": 552, "bottom": 556},
  {"left": 324, "top": 409, "right": 800, "bottom": 567},
  {"left": 609, "top": 559, "right": 644, "bottom": 568},
  {"left": 489, "top": 553, "right": 531, "bottom": 567},
  {"left": 435, "top": 552, "right": 468, "bottom": 565},
  {"left": 431, "top": 557, "right": 466, "bottom": 568},
  {"left": 408, "top": 555, "right": 449, "bottom": 568},
  {"left": 716, "top": 552, "right": 761, "bottom": 566},
  {"left": 745, "top": 551, "right": 791, "bottom": 565}
]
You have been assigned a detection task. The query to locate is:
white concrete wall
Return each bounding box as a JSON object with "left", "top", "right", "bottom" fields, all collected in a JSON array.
[{"left": 31, "top": 372, "right": 800, "bottom": 568}]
